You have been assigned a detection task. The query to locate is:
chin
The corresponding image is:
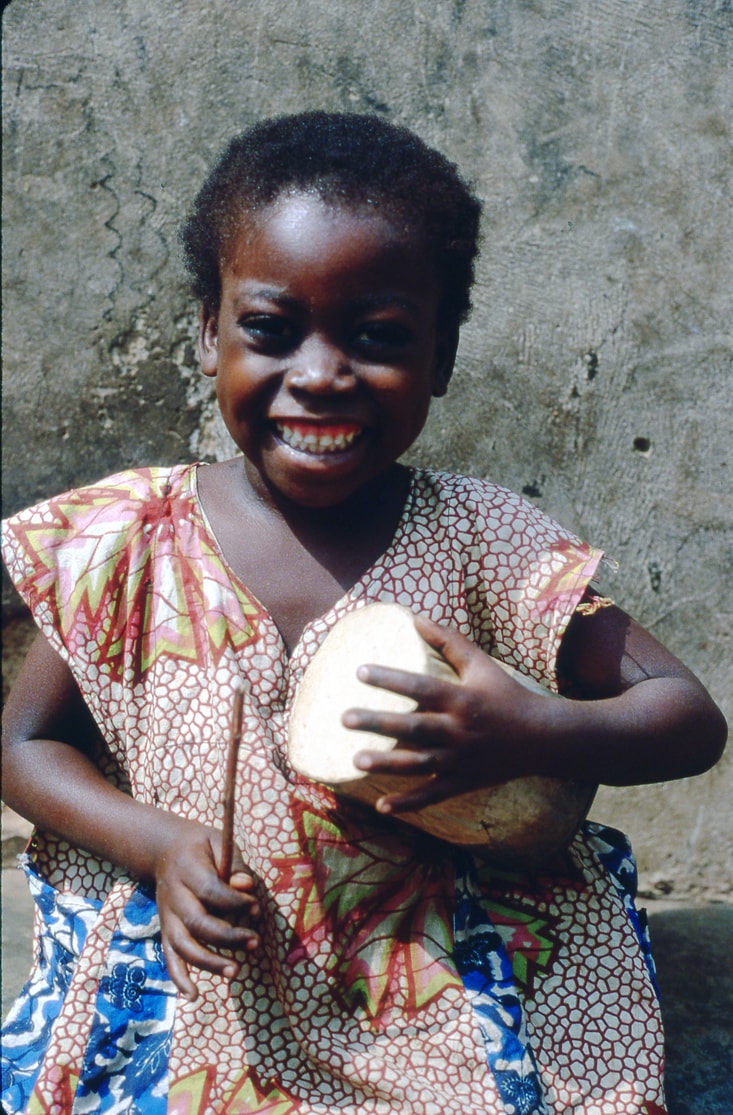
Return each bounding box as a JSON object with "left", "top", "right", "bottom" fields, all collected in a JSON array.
[
  {"left": 280, "top": 484, "right": 358, "bottom": 511},
  {"left": 265, "top": 462, "right": 373, "bottom": 511}
]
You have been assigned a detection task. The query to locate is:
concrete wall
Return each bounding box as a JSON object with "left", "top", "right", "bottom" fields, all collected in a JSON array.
[{"left": 2, "top": 0, "right": 731, "bottom": 899}]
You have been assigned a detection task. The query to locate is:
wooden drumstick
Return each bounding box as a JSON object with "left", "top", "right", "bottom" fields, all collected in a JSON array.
[{"left": 219, "top": 686, "right": 245, "bottom": 882}]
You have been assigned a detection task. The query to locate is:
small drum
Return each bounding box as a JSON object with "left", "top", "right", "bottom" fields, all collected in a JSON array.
[{"left": 289, "top": 602, "right": 596, "bottom": 866}]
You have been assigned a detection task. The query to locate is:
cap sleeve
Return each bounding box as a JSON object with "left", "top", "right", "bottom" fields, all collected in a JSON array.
[
  {"left": 2, "top": 465, "right": 265, "bottom": 700},
  {"left": 2, "top": 468, "right": 180, "bottom": 678},
  {"left": 458, "top": 478, "right": 604, "bottom": 689}
]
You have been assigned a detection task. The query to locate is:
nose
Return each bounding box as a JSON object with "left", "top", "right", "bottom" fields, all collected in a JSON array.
[{"left": 284, "top": 337, "right": 356, "bottom": 394}]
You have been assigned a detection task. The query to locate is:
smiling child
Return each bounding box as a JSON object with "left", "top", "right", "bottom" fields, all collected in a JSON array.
[{"left": 1, "top": 112, "right": 726, "bottom": 1115}]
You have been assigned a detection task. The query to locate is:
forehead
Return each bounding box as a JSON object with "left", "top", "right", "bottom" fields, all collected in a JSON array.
[{"left": 220, "top": 192, "right": 437, "bottom": 303}]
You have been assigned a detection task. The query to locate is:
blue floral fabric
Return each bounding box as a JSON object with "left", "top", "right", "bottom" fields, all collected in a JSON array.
[
  {"left": 1, "top": 860, "right": 174, "bottom": 1115},
  {"left": 2, "top": 859, "right": 99, "bottom": 1112},
  {"left": 584, "top": 821, "right": 660, "bottom": 996},
  {"left": 453, "top": 877, "right": 550, "bottom": 1115}
]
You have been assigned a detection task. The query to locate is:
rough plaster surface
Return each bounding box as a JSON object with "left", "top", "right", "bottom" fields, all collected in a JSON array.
[{"left": 2, "top": 0, "right": 731, "bottom": 898}]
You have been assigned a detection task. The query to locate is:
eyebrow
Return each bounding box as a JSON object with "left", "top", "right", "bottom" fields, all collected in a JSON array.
[
  {"left": 236, "top": 284, "right": 420, "bottom": 314},
  {"left": 236, "top": 285, "right": 301, "bottom": 309}
]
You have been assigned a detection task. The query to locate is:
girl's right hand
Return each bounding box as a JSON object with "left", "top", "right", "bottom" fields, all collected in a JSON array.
[
  {"left": 3, "top": 635, "right": 262, "bottom": 1003},
  {"left": 152, "top": 816, "right": 261, "bottom": 1002}
]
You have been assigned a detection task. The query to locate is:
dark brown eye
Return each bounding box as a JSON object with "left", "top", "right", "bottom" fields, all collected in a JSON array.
[
  {"left": 243, "top": 315, "right": 298, "bottom": 348},
  {"left": 353, "top": 322, "right": 413, "bottom": 351}
]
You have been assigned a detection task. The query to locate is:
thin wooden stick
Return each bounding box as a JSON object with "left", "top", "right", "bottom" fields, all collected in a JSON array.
[{"left": 219, "top": 686, "right": 245, "bottom": 882}]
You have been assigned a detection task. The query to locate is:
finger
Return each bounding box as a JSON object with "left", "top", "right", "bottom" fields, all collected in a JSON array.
[
  {"left": 167, "top": 928, "right": 242, "bottom": 983},
  {"left": 228, "top": 844, "right": 255, "bottom": 883},
  {"left": 343, "top": 707, "right": 448, "bottom": 743},
  {"left": 164, "top": 911, "right": 257, "bottom": 977},
  {"left": 181, "top": 904, "right": 261, "bottom": 951},
  {"left": 354, "top": 746, "right": 444, "bottom": 777},
  {"left": 413, "top": 614, "right": 478, "bottom": 676},
  {"left": 354, "top": 663, "right": 448, "bottom": 706},
  {"left": 208, "top": 838, "right": 252, "bottom": 892},
  {"left": 160, "top": 874, "right": 261, "bottom": 944},
  {"left": 229, "top": 872, "right": 261, "bottom": 917},
  {"left": 185, "top": 869, "right": 259, "bottom": 917},
  {"left": 162, "top": 942, "right": 199, "bottom": 1002},
  {"left": 375, "top": 774, "right": 466, "bottom": 815}
]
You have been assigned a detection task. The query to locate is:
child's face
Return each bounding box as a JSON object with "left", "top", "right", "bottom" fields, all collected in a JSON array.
[{"left": 198, "top": 192, "right": 456, "bottom": 509}]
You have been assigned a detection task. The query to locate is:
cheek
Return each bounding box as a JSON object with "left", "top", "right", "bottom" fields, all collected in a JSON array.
[
  {"left": 214, "top": 359, "right": 263, "bottom": 411},
  {"left": 215, "top": 375, "right": 234, "bottom": 419},
  {"left": 214, "top": 375, "right": 256, "bottom": 447},
  {"left": 405, "top": 372, "right": 437, "bottom": 416},
  {"left": 388, "top": 389, "right": 433, "bottom": 449}
]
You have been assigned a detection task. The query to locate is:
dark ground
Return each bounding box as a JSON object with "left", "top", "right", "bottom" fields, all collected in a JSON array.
[{"left": 2, "top": 847, "right": 732, "bottom": 1112}]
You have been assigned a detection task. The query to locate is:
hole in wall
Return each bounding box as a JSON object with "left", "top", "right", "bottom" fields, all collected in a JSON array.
[
  {"left": 648, "top": 561, "right": 662, "bottom": 593},
  {"left": 585, "top": 351, "right": 599, "bottom": 381}
]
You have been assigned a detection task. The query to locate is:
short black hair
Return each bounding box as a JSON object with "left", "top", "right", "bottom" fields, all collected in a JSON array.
[{"left": 181, "top": 112, "right": 482, "bottom": 329}]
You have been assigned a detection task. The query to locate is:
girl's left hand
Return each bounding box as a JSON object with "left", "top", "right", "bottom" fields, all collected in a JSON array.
[{"left": 343, "top": 614, "right": 546, "bottom": 814}]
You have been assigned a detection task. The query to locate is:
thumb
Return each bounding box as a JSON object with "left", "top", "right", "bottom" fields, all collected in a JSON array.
[
  {"left": 412, "top": 614, "right": 477, "bottom": 677},
  {"left": 229, "top": 871, "right": 257, "bottom": 893},
  {"left": 229, "top": 844, "right": 254, "bottom": 886}
]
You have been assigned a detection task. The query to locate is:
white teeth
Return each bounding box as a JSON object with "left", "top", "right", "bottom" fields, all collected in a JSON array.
[{"left": 275, "top": 424, "right": 361, "bottom": 454}]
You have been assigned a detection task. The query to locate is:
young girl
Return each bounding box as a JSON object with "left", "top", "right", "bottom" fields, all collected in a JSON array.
[{"left": 1, "top": 112, "right": 726, "bottom": 1115}]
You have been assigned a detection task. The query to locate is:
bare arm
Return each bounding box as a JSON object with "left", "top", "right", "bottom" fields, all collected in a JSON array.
[
  {"left": 2, "top": 632, "right": 261, "bottom": 999},
  {"left": 551, "top": 597, "right": 727, "bottom": 783},
  {"left": 345, "top": 602, "right": 727, "bottom": 812}
]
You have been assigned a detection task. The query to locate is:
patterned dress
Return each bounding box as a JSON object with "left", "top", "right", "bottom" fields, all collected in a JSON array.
[{"left": 1, "top": 464, "right": 667, "bottom": 1115}]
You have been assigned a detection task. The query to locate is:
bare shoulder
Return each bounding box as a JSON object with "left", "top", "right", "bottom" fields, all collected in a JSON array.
[{"left": 559, "top": 590, "right": 722, "bottom": 700}]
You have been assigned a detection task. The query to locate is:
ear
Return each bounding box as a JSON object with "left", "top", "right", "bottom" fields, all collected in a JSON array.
[
  {"left": 198, "top": 304, "right": 220, "bottom": 378},
  {"left": 431, "top": 325, "right": 459, "bottom": 398}
]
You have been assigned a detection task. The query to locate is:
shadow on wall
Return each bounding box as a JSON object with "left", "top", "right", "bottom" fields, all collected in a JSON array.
[{"left": 648, "top": 904, "right": 733, "bottom": 1115}]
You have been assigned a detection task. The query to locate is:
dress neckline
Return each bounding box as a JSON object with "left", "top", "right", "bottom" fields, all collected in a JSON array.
[{"left": 188, "top": 461, "right": 419, "bottom": 663}]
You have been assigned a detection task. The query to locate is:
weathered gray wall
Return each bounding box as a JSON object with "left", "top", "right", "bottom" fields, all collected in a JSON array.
[{"left": 2, "top": 0, "right": 731, "bottom": 899}]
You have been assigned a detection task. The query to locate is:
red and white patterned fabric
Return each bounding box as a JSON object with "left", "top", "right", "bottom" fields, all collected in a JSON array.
[{"left": 1, "top": 464, "right": 667, "bottom": 1113}]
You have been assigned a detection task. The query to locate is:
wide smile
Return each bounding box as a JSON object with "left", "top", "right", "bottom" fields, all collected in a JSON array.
[{"left": 273, "top": 421, "right": 365, "bottom": 456}]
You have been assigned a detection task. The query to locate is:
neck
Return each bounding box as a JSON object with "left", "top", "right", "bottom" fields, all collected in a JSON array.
[{"left": 240, "top": 459, "right": 411, "bottom": 537}]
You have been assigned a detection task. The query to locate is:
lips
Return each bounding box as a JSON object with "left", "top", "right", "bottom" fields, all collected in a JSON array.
[{"left": 274, "top": 421, "right": 364, "bottom": 455}]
